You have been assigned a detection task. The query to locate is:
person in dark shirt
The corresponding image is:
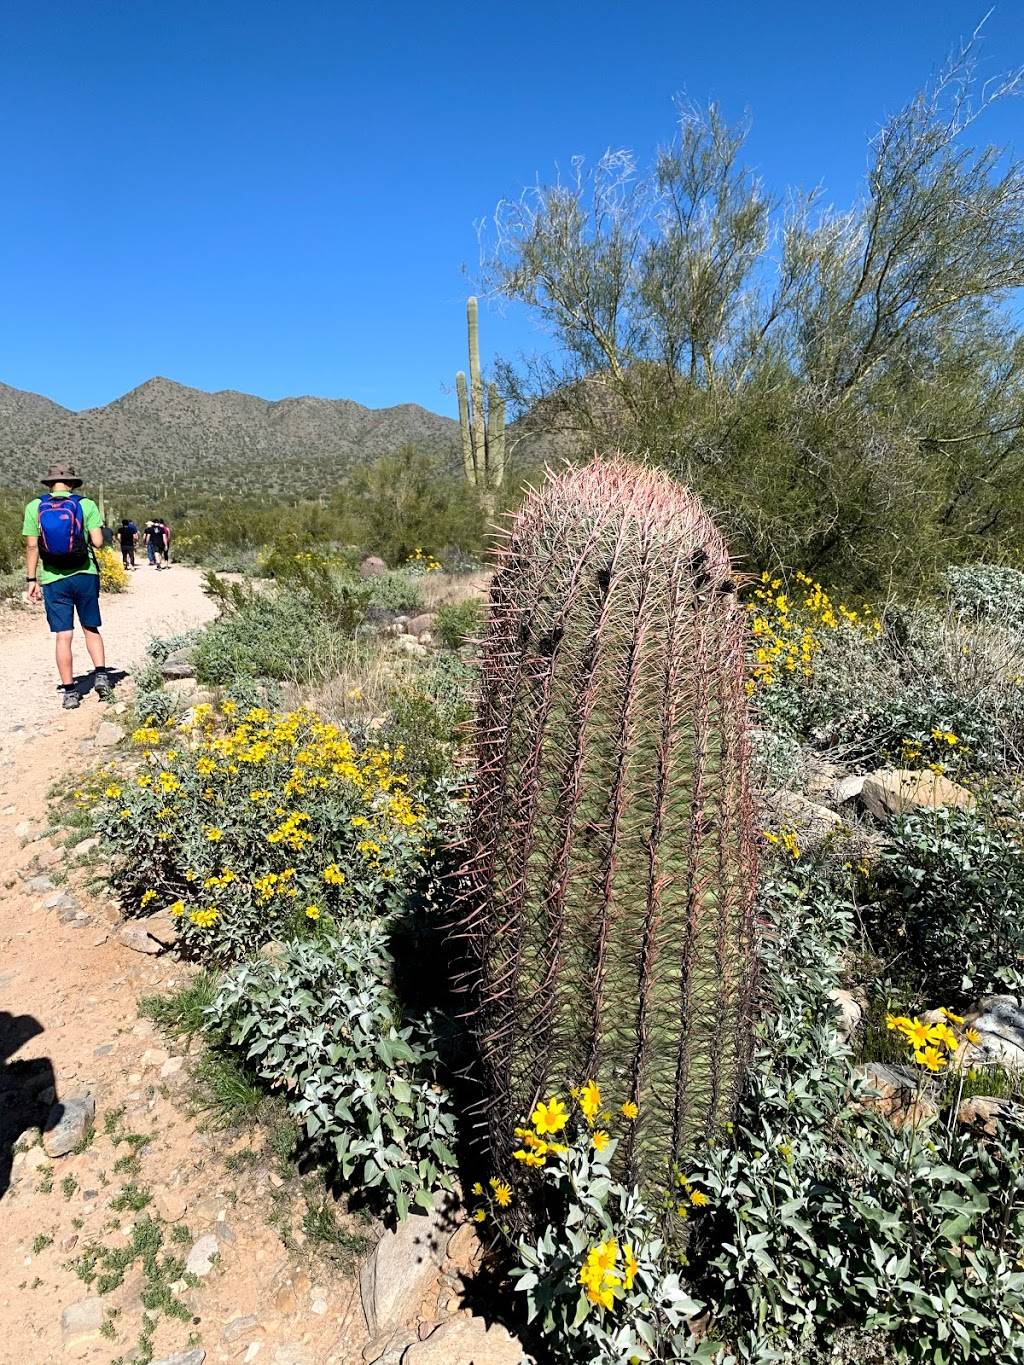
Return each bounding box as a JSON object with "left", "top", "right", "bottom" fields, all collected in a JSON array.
[
  {"left": 118, "top": 518, "right": 138, "bottom": 570},
  {"left": 143, "top": 520, "right": 164, "bottom": 569}
]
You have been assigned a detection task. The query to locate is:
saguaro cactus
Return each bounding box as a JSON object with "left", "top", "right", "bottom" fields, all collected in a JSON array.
[
  {"left": 456, "top": 297, "right": 505, "bottom": 512},
  {"left": 458, "top": 459, "right": 757, "bottom": 1204}
]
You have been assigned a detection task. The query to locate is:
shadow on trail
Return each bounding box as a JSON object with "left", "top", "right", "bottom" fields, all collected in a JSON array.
[
  {"left": 76, "top": 666, "right": 130, "bottom": 696},
  {"left": 0, "top": 1009, "right": 55, "bottom": 1198}
]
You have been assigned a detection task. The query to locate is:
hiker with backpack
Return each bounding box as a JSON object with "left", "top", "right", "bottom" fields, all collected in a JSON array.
[
  {"left": 143, "top": 520, "right": 164, "bottom": 568},
  {"left": 22, "top": 463, "right": 114, "bottom": 710}
]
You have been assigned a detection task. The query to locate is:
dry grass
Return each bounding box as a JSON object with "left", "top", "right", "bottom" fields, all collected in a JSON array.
[
  {"left": 417, "top": 570, "right": 491, "bottom": 611},
  {"left": 283, "top": 635, "right": 421, "bottom": 725}
]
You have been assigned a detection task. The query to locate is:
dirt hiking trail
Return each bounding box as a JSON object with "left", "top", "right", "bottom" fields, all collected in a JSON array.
[{"left": 0, "top": 568, "right": 367, "bottom": 1365}]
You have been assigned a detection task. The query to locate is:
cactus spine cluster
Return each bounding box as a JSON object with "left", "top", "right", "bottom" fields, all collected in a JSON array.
[
  {"left": 458, "top": 459, "right": 757, "bottom": 1207},
  {"left": 456, "top": 297, "right": 505, "bottom": 512}
]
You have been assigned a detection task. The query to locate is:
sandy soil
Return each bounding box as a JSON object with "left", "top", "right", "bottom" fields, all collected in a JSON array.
[{"left": 0, "top": 567, "right": 365, "bottom": 1365}]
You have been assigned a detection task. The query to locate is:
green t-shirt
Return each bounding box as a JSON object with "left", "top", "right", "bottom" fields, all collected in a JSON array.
[{"left": 22, "top": 493, "right": 102, "bottom": 586}]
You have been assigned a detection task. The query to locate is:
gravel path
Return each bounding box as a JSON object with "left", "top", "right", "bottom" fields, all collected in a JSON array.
[{"left": 0, "top": 564, "right": 218, "bottom": 763}]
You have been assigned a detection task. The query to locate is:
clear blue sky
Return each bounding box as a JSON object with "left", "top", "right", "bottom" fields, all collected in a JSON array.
[{"left": 2, "top": 1, "right": 1022, "bottom": 417}]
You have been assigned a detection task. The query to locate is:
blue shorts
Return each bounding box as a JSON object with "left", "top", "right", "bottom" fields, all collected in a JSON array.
[{"left": 41, "top": 574, "right": 102, "bottom": 634}]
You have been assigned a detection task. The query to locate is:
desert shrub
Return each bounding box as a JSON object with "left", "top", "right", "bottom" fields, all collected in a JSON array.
[
  {"left": 867, "top": 806, "right": 1024, "bottom": 1001},
  {"left": 191, "top": 590, "right": 338, "bottom": 685},
  {"left": 361, "top": 569, "right": 425, "bottom": 615},
  {"left": 380, "top": 652, "right": 476, "bottom": 786},
  {"left": 207, "top": 927, "right": 458, "bottom": 1220},
  {"left": 433, "top": 598, "right": 483, "bottom": 650},
  {"left": 495, "top": 1093, "right": 709, "bottom": 1363},
  {"left": 831, "top": 680, "right": 1003, "bottom": 774},
  {"left": 688, "top": 856, "right": 1024, "bottom": 1363},
  {"left": 89, "top": 703, "right": 458, "bottom": 960},
  {"left": 95, "top": 546, "right": 130, "bottom": 593},
  {"left": 944, "top": 563, "right": 1024, "bottom": 630}
]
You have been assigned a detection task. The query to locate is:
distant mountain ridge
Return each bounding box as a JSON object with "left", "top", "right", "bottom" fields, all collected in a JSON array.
[{"left": 0, "top": 376, "right": 459, "bottom": 494}]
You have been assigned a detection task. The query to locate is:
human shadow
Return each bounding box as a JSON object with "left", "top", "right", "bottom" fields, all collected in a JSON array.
[{"left": 0, "top": 1011, "right": 55, "bottom": 1198}]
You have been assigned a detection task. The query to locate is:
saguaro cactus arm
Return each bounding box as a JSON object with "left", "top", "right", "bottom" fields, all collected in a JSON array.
[{"left": 456, "top": 371, "right": 476, "bottom": 485}]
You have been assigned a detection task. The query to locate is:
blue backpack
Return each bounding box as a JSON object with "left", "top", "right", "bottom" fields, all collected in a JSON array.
[{"left": 37, "top": 494, "right": 90, "bottom": 571}]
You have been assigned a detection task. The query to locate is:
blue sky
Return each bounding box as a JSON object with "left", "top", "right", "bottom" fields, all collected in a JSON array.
[{"left": 2, "top": 1, "right": 1022, "bottom": 416}]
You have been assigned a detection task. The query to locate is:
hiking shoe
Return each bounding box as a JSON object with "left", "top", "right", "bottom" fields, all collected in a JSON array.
[
  {"left": 94, "top": 668, "right": 113, "bottom": 699},
  {"left": 61, "top": 685, "right": 81, "bottom": 710}
]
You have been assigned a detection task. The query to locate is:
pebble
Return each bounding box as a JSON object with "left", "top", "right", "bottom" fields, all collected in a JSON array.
[{"left": 223, "top": 1315, "right": 262, "bottom": 1343}]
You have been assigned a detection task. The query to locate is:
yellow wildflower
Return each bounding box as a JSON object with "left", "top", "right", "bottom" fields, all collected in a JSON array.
[
  {"left": 205, "top": 826, "right": 223, "bottom": 842},
  {"left": 621, "top": 1101, "right": 639, "bottom": 1120},
  {"left": 489, "top": 1178, "right": 513, "bottom": 1208},
  {"left": 189, "top": 908, "right": 219, "bottom": 928},
  {"left": 592, "top": 1130, "right": 611, "bottom": 1154},
  {"left": 575, "top": 1079, "right": 601, "bottom": 1124},
  {"left": 140, "top": 890, "right": 156, "bottom": 906},
  {"left": 305, "top": 905, "right": 322, "bottom": 921},
  {"left": 531, "top": 1098, "right": 569, "bottom": 1135}
]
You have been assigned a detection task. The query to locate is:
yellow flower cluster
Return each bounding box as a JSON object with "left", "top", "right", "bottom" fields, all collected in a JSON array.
[
  {"left": 746, "top": 570, "right": 879, "bottom": 693},
  {"left": 886, "top": 1008, "right": 980, "bottom": 1072},
  {"left": 763, "top": 828, "right": 801, "bottom": 859},
  {"left": 405, "top": 546, "right": 442, "bottom": 573},
  {"left": 579, "top": 1238, "right": 639, "bottom": 1311}
]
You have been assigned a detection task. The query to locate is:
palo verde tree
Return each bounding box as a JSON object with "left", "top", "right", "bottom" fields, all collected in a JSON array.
[{"left": 483, "top": 32, "right": 1024, "bottom": 591}]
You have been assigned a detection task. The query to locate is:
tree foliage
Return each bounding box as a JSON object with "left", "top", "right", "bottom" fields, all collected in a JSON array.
[{"left": 486, "top": 36, "right": 1024, "bottom": 589}]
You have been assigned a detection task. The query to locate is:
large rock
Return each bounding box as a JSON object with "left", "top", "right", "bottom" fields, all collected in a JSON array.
[
  {"left": 161, "top": 657, "right": 196, "bottom": 680},
  {"left": 44, "top": 1092, "right": 96, "bottom": 1157},
  {"left": 859, "top": 768, "right": 975, "bottom": 821},
  {"left": 762, "top": 789, "right": 843, "bottom": 853},
  {"left": 360, "top": 555, "right": 388, "bottom": 579},
  {"left": 61, "top": 1296, "right": 104, "bottom": 1346},
  {"left": 961, "top": 996, "right": 1024, "bottom": 1071},
  {"left": 957, "top": 1094, "right": 1024, "bottom": 1136},
  {"left": 835, "top": 773, "right": 867, "bottom": 806},
  {"left": 405, "top": 613, "right": 436, "bottom": 640},
  {"left": 359, "top": 1201, "right": 455, "bottom": 1337},
  {"left": 401, "top": 1316, "right": 524, "bottom": 1365},
  {"left": 116, "top": 920, "right": 165, "bottom": 954},
  {"left": 853, "top": 1063, "right": 939, "bottom": 1129}
]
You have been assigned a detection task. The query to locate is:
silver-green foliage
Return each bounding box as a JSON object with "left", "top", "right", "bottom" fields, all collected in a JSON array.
[
  {"left": 511, "top": 1140, "right": 712, "bottom": 1364},
  {"left": 944, "top": 563, "right": 1024, "bottom": 631},
  {"left": 692, "top": 864, "right": 1024, "bottom": 1363},
  {"left": 207, "top": 929, "right": 458, "bottom": 1220}
]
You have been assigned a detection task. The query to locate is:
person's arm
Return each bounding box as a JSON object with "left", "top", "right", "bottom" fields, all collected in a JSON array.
[
  {"left": 24, "top": 537, "right": 41, "bottom": 602},
  {"left": 83, "top": 499, "right": 104, "bottom": 550}
]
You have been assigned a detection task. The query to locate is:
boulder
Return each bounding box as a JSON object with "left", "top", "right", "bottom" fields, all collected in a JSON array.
[
  {"left": 405, "top": 613, "right": 436, "bottom": 639},
  {"left": 803, "top": 756, "right": 845, "bottom": 802},
  {"left": 763, "top": 788, "right": 843, "bottom": 852},
  {"left": 400, "top": 1316, "right": 524, "bottom": 1365},
  {"left": 137, "top": 909, "right": 179, "bottom": 947},
  {"left": 961, "top": 996, "right": 1024, "bottom": 1071},
  {"left": 829, "top": 988, "right": 864, "bottom": 1043},
  {"left": 161, "top": 658, "right": 196, "bottom": 680},
  {"left": 835, "top": 773, "right": 867, "bottom": 806},
  {"left": 853, "top": 1063, "right": 939, "bottom": 1129},
  {"left": 859, "top": 768, "right": 975, "bottom": 821},
  {"left": 44, "top": 1092, "right": 96, "bottom": 1157},
  {"left": 360, "top": 555, "right": 388, "bottom": 579},
  {"left": 359, "top": 1199, "right": 456, "bottom": 1337}
]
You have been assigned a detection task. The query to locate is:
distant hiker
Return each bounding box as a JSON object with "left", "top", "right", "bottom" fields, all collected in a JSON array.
[
  {"left": 143, "top": 520, "right": 163, "bottom": 567},
  {"left": 118, "top": 517, "right": 139, "bottom": 569},
  {"left": 101, "top": 522, "right": 114, "bottom": 548},
  {"left": 22, "top": 463, "right": 113, "bottom": 710},
  {"left": 157, "top": 519, "right": 171, "bottom": 564}
]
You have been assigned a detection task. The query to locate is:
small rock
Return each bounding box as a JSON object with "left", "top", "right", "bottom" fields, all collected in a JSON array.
[
  {"left": 270, "top": 1348, "right": 314, "bottom": 1365},
  {"left": 186, "top": 1233, "right": 220, "bottom": 1276},
  {"left": 161, "top": 651, "right": 196, "bottom": 680},
  {"left": 803, "top": 756, "right": 845, "bottom": 801},
  {"left": 43, "top": 1092, "right": 96, "bottom": 1157},
  {"left": 60, "top": 1234, "right": 79, "bottom": 1252},
  {"left": 310, "top": 1288, "right": 328, "bottom": 1314},
  {"left": 22, "top": 1146, "right": 51, "bottom": 1174},
  {"left": 393, "top": 636, "right": 428, "bottom": 659},
  {"left": 35, "top": 844, "right": 61, "bottom": 870},
  {"left": 26, "top": 875, "right": 55, "bottom": 892},
  {"left": 160, "top": 1056, "right": 184, "bottom": 1079},
  {"left": 15, "top": 820, "right": 35, "bottom": 838},
  {"left": 763, "top": 788, "right": 843, "bottom": 852},
  {"left": 75, "top": 835, "right": 100, "bottom": 857},
  {"left": 155, "top": 1189, "right": 189, "bottom": 1222},
  {"left": 152, "top": 1352, "right": 206, "bottom": 1365},
  {"left": 957, "top": 1094, "right": 1024, "bottom": 1135},
  {"left": 94, "top": 720, "right": 123, "bottom": 748},
  {"left": 961, "top": 996, "right": 1024, "bottom": 1071},
  {"left": 859, "top": 768, "right": 976, "bottom": 821},
  {"left": 359, "top": 555, "right": 388, "bottom": 579},
  {"left": 445, "top": 1222, "right": 484, "bottom": 1277},
  {"left": 138, "top": 909, "right": 179, "bottom": 946},
  {"left": 259, "top": 939, "right": 287, "bottom": 962},
  {"left": 141, "top": 1047, "right": 170, "bottom": 1070},
  {"left": 61, "top": 1295, "right": 103, "bottom": 1341},
  {"left": 116, "top": 921, "right": 163, "bottom": 954}
]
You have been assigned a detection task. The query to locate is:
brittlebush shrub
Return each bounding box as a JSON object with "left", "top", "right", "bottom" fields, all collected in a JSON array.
[
  {"left": 87, "top": 702, "right": 458, "bottom": 961},
  {"left": 96, "top": 546, "right": 130, "bottom": 593}
]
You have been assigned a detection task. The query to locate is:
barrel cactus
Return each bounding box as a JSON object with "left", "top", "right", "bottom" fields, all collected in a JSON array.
[{"left": 458, "top": 459, "right": 757, "bottom": 1203}]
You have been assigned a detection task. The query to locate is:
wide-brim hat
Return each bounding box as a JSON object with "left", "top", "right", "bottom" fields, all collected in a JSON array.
[{"left": 40, "top": 462, "right": 83, "bottom": 488}]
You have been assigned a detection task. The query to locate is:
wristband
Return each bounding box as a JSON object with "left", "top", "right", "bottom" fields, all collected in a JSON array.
[{"left": 25, "top": 577, "right": 37, "bottom": 583}]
